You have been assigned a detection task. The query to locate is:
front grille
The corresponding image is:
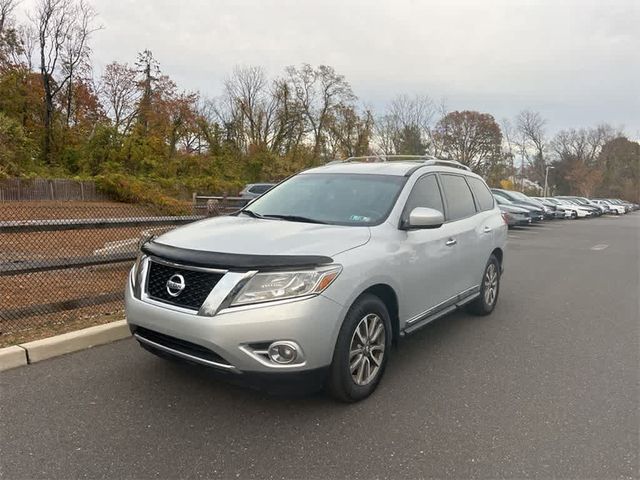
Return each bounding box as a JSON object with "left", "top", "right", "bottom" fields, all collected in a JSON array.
[
  {"left": 136, "top": 327, "right": 230, "bottom": 365},
  {"left": 146, "top": 260, "right": 224, "bottom": 310}
]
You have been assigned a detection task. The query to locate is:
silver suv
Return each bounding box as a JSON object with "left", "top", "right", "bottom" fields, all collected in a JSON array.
[{"left": 126, "top": 156, "right": 507, "bottom": 401}]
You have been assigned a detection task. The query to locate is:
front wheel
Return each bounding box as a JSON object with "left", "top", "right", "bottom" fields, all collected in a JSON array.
[
  {"left": 327, "top": 294, "right": 392, "bottom": 402},
  {"left": 467, "top": 255, "right": 501, "bottom": 316}
]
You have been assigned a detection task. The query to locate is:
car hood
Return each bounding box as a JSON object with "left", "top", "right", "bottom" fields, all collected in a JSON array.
[
  {"left": 153, "top": 215, "right": 371, "bottom": 257},
  {"left": 513, "top": 202, "right": 543, "bottom": 212},
  {"left": 558, "top": 203, "right": 590, "bottom": 211},
  {"left": 500, "top": 204, "right": 530, "bottom": 214}
]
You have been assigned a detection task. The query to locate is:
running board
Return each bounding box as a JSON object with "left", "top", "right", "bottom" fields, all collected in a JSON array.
[{"left": 401, "top": 292, "right": 480, "bottom": 336}]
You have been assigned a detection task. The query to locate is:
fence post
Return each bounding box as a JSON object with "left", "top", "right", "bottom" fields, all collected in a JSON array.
[
  {"left": 80, "top": 181, "right": 85, "bottom": 201},
  {"left": 49, "top": 180, "right": 55, "bottom": 200}
]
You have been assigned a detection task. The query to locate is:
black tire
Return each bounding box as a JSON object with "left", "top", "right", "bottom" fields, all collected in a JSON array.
[
  {"left": 327, "top": 293, "right": 392, "bottom": 402},
  {"left": 467, "top": 255, "right": 501, "bottom": 316}
]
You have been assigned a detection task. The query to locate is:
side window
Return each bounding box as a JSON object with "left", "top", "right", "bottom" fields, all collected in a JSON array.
[
  {"left": 467, "top": 177, "right": 495, "bottom": 211},
  {"left": 440, "top": 174, "right": 477, "bottom": 221},
  {"left": 402, "top": 175, "right": 444, "bottom": 223}
]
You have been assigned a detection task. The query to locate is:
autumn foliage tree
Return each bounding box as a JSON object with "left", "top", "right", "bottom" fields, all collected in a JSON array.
[
  {"left": 0, "top": 0, "right": 638, "bottom": 202},
  {"left": 434, "top": 111, "right": 502, "bottom": 173}
]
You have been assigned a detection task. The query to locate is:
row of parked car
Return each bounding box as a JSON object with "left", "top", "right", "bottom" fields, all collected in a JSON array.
[{"left": 492, "top": 188, "right": 639, "bottom": 227}]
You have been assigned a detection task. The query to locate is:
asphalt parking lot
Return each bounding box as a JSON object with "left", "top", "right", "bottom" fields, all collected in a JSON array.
[{"left": 1, "top": 213, "right": 638, "bottom": 479}]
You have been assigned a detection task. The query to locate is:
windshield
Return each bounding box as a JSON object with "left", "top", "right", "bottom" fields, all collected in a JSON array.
[{"left": 243, "top": 173, "right": 407, "bottom": 226}]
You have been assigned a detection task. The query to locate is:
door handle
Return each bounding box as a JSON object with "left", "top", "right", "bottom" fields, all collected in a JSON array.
[
  {"left": 483, "top": 226, "right": 492, "bottom": 233},
  {"left": 445, "top": 238, "right": 457, "bottom": 246}
]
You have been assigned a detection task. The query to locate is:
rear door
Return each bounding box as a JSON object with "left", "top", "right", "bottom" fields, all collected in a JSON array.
[
  {"left": 466, "top": 176, "right": 500, "bottom": 285},
  {"left": 438, "top": 174, "right": 482, "bottom": 296}
]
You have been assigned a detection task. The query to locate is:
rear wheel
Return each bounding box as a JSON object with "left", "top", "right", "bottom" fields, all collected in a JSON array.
[
  {"left": 327, "top": 294, "right": 392, "bottom": 402},
  {"left": 467, "top": 255, "right": 501, "bottom": 316}
]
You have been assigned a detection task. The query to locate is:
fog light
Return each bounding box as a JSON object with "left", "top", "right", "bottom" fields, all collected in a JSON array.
[{"left": 268, "top": 341, "right": 298, "bottom": 364}]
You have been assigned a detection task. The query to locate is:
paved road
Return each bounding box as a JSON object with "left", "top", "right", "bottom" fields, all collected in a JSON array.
[{"left": 1, "top": 214, "right": 638, "bottom": 479}]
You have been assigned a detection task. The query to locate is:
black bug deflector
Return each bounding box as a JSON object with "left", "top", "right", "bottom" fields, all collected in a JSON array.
[{"left": 141, "top": 241, "right": 334, "bottom": 271}]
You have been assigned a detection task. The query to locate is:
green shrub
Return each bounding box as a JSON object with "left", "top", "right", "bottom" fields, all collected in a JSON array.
[
  {"left": 0, "top": 112, "right": 37, "bottom": 177},
  {"left": 95, "top": 173, "right": 192, "bottom": 215}
]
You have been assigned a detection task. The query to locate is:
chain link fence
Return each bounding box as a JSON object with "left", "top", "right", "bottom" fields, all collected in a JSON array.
[{"left": 0, "top": 194, "right": 249, "bottom": 345}]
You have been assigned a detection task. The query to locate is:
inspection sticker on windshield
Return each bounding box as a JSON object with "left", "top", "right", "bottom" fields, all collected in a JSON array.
[{"left": 350, "top": 215, "right": 371, "bottom": 222}]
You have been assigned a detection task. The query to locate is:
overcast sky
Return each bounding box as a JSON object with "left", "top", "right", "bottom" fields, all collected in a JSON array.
[{"left": 21, "top": 0, "right": 640, "bottom": 137}]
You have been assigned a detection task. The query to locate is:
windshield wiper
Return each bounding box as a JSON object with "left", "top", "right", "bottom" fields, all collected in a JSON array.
[
  {"left": 262, "top": 214, "right": 327, "bottom": 224},
  {"left": 239, "top": 209, "right": 263, "bottom": 219}
]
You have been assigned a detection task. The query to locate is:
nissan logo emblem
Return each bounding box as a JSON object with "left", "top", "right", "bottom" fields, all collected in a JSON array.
[{"left": 166, "top": 274, "right": 186, "bottom": 297}]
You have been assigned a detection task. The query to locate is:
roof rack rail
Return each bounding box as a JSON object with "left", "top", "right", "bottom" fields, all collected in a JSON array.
[
  {"left": 422, "top": 159, "right": 471, "bottom": 171},
  {"left": 337, "top": 155, "right": 471, "bottom": 171},
  {"left": 342, "top": 154, "right": 435, "bottom": 163}
]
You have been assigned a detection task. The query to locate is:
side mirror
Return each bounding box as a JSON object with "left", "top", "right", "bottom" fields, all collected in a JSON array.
[{"left": 406, "top": 207, "right": 444, "bottom": 229}]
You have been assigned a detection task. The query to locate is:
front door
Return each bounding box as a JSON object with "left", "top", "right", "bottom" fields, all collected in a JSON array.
[{"left": 396, "top": 174, "right": 458, "bottom": 323}]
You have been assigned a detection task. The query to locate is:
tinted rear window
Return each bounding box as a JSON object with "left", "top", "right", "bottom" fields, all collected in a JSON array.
[
  {"left": 440, "top": 174, "right": 477, "bottom": 221},
  {"left": 467, "top": 177, "right": 494, "bottom": 211}
]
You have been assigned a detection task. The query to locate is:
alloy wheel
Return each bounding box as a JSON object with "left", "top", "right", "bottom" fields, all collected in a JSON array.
[
  {"left": 484, "top": 263, "right": 498, "bottom": 306},
  {"left": 349, "top": 313, "right": 386, "bottom": 386}
]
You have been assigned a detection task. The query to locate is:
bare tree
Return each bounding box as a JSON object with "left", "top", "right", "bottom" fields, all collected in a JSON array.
[
  {"left": 267, "top": 77, "right": 306, "bottom": 155},
  {"left": 0, "top": 0, "right": 21, "bottom": 65},
  {"left": 500, "top": 118, "right": 517, "bottom": 179},
  {"left": 286, "top": 64, "right": 356, "bottom": 161},
  {"left": 61, "top": 0, "right": 97, "bottom": 126},
  {"left": 18, "top": 24, "right": 36, "bottom": 69},
  {"left": 100, "top": 61, "right": 139, "bottom": 135},
  {"left": 374, "top": 94, "right": 435, "bottom": 155},
  {"left": 374, "top": 114, "right": 398, "bottom": 155},
  {"left": 0, "top": 0, "right": 17, "bottom": 34},
  {"left": 388, "top": 94, "right": 434, "bottom": 133},
  {"left": 223, "top": 65, "right": 270, "bottom": 149},
  {"left": 516, "top": 110, "right": 547, "bottom": 184},
  {"left": 134, "top": 49, "right": 160, "bottom": 133},
  {"left": 325, "top": 105, "right": 373, "bottom": 158},
  {"left": 32, "top": 0, "right": 98, "bottom": 162},
  {"left": 551, "top": 124, "right": 618, "bottom": 164},
  {"left": 549, "top": 124, "right": 619, "bottom": 196}
]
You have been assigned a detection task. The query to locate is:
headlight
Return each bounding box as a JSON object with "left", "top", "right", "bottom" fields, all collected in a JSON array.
[{"left": 230, "top": 266, "right": 342, "bottom": 306}]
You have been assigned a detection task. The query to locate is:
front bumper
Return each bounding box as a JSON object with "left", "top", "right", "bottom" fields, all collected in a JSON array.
[
  {"left": 511, "top": 213, "right": 531, "bottom": 226},
  {"left": 125, "top": 271, "right": 344, "bottom": 376}
]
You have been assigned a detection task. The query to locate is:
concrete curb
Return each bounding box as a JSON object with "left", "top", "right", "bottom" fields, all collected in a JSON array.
[
  {"left": 0, "top": 345, "right": 28, "bottom": 372},
  {"left": 2, "top": 320, "right": 131, "bottom": 370}
]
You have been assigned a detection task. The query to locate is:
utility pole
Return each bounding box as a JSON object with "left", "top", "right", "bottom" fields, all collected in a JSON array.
[{"left": 543, "top": 165, "right": 554, "bottom": 197}]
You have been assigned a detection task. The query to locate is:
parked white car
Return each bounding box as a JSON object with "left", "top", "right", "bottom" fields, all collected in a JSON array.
[
  {"left": 592, "top": 199, "right": 625, "bottom": 215},
  {"left": 544, "top": 198, "right": 591, "bottom": 218}
]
